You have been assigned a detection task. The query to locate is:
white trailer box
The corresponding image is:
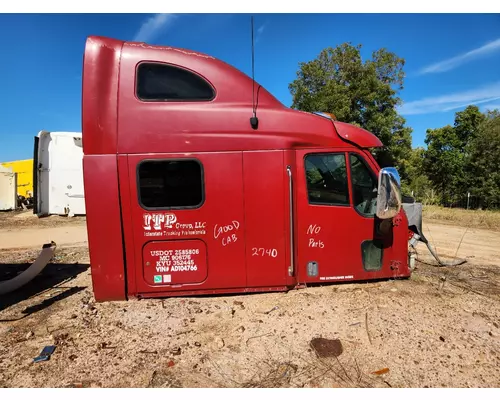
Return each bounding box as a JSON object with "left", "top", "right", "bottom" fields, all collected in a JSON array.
[
  {"left": 34, "top": 131, "right": 85, "bottom": 217},
  {"left": 0, "top": 164, "right": 17, "bottom": 211}
]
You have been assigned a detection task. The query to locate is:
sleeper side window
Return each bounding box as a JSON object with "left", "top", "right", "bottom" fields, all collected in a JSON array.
[
  {"left": 138, "top": 159, "right": 204, "bottom": 209},
  {"left": 304, "top": 153, "right": 349, "bottom": 206},
  {"left": 349, "top": 153, "right": 377, "bottom": 217},
  {"left": 136, "top": 62, "right": 215, "bottom": 101}
]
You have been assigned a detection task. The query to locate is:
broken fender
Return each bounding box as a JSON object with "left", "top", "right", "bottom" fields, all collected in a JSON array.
[{"left": 0, "top": 241, "right": 57, "bottom": 296}]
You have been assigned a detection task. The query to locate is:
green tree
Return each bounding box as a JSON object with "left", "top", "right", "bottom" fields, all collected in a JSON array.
[
  {"left": 402, "top": 147, "right": 432, "bottom": 200},
  {"left": 423, "top": 106, "right": 499, "bottom": 208},
  {"left": 466, "top": 110, "right": 500, "bottom": 209},
  {"left": 454, "top": 105, "right": 486, "bottom": 145},
  {"left": 423, "top": 125, "right": 464, "bottom": 203},
  {"left": 288, "top": 43, "right": 413, "bottom": 178}
]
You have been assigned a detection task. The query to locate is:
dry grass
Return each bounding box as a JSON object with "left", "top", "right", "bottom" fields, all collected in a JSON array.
[{"left": 422, "top": 205, "right": 500, "bottom": 231}]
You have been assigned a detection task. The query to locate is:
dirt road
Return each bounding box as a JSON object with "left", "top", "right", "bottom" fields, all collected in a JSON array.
[
  {"left": 0, "top": 211, "right": 499, "bottom": 388},
  {"left": 416, "top": 221, "right": 500, "bottom": 266},
  {"left": 0, "top": 212, "right": 87, "bottom": 250},
  {"left": 0, "top": 226, "right": 88, "bottom": 250}
]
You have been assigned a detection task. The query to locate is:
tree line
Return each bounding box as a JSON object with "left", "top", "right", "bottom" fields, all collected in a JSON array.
[{"left": 288, "top": 43, "right": 500, "bottom": 209}]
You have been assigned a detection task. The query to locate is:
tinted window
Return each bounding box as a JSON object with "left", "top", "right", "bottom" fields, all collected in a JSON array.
[
  {"left": 136, "top": 63, "right": 215, "bottom": 101},
  {"left": 138, "top": 160, "right": 204, "bottom": 209},
  {"left": 305, "top": 153, "right": 349, "bottom": 206},
  {"left": 349, "top": 154, "right": 377, "bottom": 216}
]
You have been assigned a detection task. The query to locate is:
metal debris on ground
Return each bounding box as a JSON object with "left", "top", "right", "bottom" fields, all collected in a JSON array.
[
  {"left": 309, "top": 337, "right": 343, "bottom": 358},
  {"left": 33, "top": 345, "right": 56, "bottom": 363},
  {"left": 264, "top": 306, "right": 279, "bottom": 315}
]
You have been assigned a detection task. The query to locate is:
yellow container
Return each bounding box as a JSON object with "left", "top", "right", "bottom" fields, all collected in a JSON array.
[{"left": 0, "top": 159, "right": 34, "bottom": 197}]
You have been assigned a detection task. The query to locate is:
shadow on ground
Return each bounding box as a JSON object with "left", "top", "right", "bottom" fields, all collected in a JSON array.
[{"left": 0, "top": 262, "right": 89, "bottom": 315}]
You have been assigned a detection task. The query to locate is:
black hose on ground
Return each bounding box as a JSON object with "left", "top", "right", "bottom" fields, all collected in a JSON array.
[{"left": 424, "top": 241, "right": 467, "bottom": 267}]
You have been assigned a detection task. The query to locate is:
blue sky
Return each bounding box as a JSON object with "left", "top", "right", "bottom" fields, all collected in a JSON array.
[{"left": 1, "top": 13, "right": 500, "bottom": 161}]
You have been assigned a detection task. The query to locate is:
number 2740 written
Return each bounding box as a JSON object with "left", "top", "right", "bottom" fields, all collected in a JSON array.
[{"left": 251, "top": 248, "right": 278, "bottom": 257}]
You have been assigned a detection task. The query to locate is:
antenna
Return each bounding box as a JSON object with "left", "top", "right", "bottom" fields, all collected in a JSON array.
[{"left": 250, "top": 15, "right": 259, "bottom": 130}]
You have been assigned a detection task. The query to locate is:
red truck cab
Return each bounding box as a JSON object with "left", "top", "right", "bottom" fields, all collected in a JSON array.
[{"left": 82, "top": 35, "right": 409, "bottom": 302}]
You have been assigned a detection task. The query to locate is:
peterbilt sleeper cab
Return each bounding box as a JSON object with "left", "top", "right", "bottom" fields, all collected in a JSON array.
[{"left": 82, "top": 35, "right": 409, "bottom": 302}]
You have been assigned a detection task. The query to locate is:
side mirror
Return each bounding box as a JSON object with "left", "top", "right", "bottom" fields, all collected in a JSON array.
[{"left": 376, "top": 167, "right": 402, "bottom": 219}]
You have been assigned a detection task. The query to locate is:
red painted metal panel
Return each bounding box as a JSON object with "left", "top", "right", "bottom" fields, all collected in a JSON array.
[
  {"left": 117, "top": 155, "right": 137, "bottom": 296},
  {"left": 283, "top": 150, "right": 299, "bottom": 288},
  {"left": 82, "top": 36, "right": 386, "bottom": 159},
  {"left": 358, "top": 151, "right": 411, "bottom": 279},
  {"left": 243, "top": 151, "right": 288, "bottom": 288},
  {"left": 333, "top": 121, "right": 384, "bottom": 149},
  {"left": 294, "top": 149, "right": 410, "bottom": 284},
  {"left": 126, "top": 152, "right": 247, "bottom": 297},
  {"left": 83, "top": 155, "right": 126, "bottom": 301},
  {"left": 135, "top": 286, "right": 289, "bottom": 299},
  {"left": 81, "top": 35, "right": 410, "bottom": 302},
  {"left": 115, "top": 39, "right": 350, "bottom": 156},
  {"left": 82, "top": 36, "right": 122, "bottom": 155}
]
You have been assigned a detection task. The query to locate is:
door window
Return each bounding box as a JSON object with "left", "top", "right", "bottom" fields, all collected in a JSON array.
[
  {"left": 137, "top": 159, "right": 204, "bottom": 209},
  {"left": 304, "top": 153, "right": 349, "bottom": 206},
  {"left": 349, "top": 153, "right": 377, "bottom": 217}
]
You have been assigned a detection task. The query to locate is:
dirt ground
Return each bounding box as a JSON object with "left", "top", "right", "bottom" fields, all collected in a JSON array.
[
  {"left": 0, "top": 211, "right": 499, "bottom": 388},
  {"left": 0, "top": 211, "right": 87, "bottom": 250}
]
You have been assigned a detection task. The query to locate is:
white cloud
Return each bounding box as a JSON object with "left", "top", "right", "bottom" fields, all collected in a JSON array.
[
  {"left": 442, "top": 96, "right": 500, "bottom": 112},
  {"left": 399, "top": 82, "right": 500, "bottom": 115},
  {"left": 133, "top": 13, "right": 176, "bottom": 43},
  {"left": 420, "top": 38, "right": 500, "bottom": 74},
  {"left": 419, "top": 37, "right": 500, "bottom": 74},
  {"left": 255, "top": 24, "right": 266, "bottom": 43}
]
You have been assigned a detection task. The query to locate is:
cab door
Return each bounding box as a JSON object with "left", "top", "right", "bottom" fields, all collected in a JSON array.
[
  {"left": 295, "top": 148, "right": 402, "bottom": 283},
  {"left": 124, "top": 151, "right": 247, "bottom": 296}
]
